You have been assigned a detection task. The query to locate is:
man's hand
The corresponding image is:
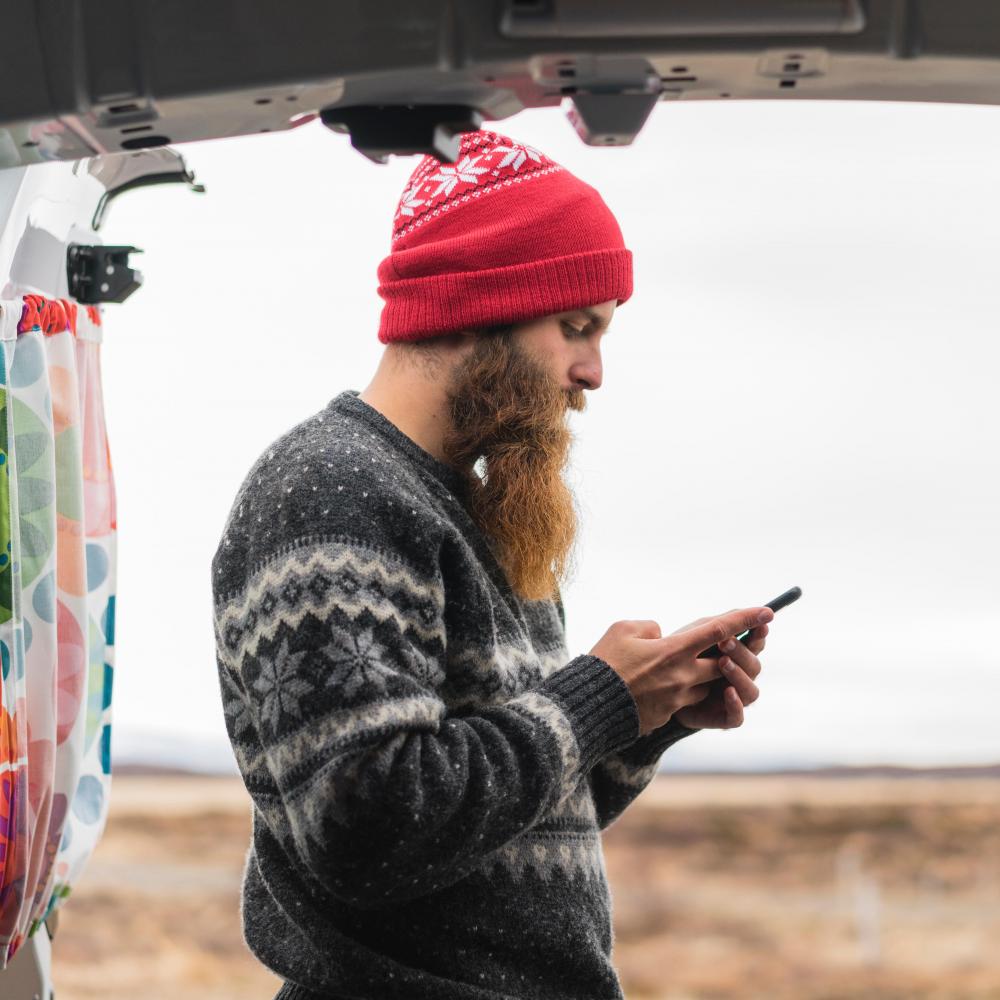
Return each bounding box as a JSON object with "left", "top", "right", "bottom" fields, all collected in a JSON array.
[
  {"left": 589, "top": 607, "right": 772, "bottom": 736},
  {"left": 668, "top": 611, "right": 768, "bottom": 731}
]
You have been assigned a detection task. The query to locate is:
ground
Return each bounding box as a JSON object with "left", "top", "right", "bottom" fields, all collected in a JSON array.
[{"left": 39, "top": 771, "right": 1000, "bottom": 1000}]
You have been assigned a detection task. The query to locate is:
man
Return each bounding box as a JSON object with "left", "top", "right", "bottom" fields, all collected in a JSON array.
[{"left": 211, "top": 128, "right": 771, "bottom": 1000}]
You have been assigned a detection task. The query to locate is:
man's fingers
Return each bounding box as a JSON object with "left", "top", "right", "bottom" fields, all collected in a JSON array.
[
  {"left": 724, "top": 686, "right": 744, "bottom": 729},
  {"left": 673, "top": 607, "right": 773, "bottom": 656},
  {"left": 747, "top": 623, "right": 769, "bottom": 655},
  {"left": 724, "top": 632, "right": 765, "bottom": 679},
  {"left": 719, "top": 659, "right": 760, "bottom": 703}
]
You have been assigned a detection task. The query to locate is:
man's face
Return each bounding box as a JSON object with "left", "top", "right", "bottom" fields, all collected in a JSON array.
[{"left": 439, "top": 299, "right": 616, "bottom": 603}]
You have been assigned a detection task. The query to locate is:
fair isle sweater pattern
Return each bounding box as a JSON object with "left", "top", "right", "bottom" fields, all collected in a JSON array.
[{"left": 210, "top": 389, "right": 699, "bottom": 1000}]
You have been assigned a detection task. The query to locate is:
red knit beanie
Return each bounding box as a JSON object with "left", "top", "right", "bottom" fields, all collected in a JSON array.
[{"left": 376, "top": 129, "right": 633, "bottom": 343}]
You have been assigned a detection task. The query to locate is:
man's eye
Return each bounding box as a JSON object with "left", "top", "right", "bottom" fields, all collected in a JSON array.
[{"left": 562, "top": 323, "right": 586, "bottom": 338}]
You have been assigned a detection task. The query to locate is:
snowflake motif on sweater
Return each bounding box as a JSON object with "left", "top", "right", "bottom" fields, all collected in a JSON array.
[
  {"left": 399, "top": 643, "right": 445, "bottom": 688},
  {"left": 251, "top": 637, "right": 313, "bottom": 732},
  {"left": 218, "top": 664, "right": 254, "bottom": 740},
  {"left": 320, "top": 624, "right": 393, "bottom": 698}
]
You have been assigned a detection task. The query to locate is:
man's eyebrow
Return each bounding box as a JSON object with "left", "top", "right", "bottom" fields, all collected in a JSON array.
[{"left": 569, "top": 307, "right": 610, "bottom": 330}]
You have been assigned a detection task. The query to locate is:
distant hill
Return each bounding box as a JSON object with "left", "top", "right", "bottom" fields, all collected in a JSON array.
[
  {"left": 667, "top": 763, "right": 1000, "bottom": 779},
  {"left": 109, "top": 761, "right": 1000, "bottom": 779},
  {"left": 112, "top": 762, "right": 239, "bottom": 777}
]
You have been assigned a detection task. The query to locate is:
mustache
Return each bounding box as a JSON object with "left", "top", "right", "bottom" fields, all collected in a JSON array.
[{"left": 447, "top": 343, "right": 568, "bottom": 435}]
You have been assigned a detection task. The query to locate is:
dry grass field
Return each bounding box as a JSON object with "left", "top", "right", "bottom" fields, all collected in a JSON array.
[{"left": 34, "top": 769, "right": 1000, "bottom": 1000}]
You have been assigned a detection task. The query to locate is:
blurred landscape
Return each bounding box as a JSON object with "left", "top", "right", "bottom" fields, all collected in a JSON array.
[{"left": 41, "top": 766, "right": 1000, "bottom": 1000}]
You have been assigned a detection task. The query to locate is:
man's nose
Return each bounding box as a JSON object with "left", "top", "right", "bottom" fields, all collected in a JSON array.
[{"left": 569, "top": 359, "right": 602, "bottom": 391}]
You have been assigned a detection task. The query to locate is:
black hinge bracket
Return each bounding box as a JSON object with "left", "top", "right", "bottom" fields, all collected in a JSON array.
[{"left": 66, "top": 244, "right": 144, "bottom": 304}]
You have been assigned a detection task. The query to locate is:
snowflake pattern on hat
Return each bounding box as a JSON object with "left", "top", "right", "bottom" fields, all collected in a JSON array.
[{"left": 391, "top": 130, "right": 563, "bottom": 244}]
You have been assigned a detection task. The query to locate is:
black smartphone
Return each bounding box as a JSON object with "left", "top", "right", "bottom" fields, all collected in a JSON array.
[{"left": 698, "top": 586, "right": 802, "bottom": 660}]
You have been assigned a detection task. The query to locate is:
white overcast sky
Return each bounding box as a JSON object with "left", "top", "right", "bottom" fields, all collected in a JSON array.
[{"left": 97, "top": 98, "right": 1000, "bottom": 773}]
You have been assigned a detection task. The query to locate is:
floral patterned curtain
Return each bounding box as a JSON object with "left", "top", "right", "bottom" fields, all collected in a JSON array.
[{"left": 0, "top": 293, "right": 117, "bottom": 968}]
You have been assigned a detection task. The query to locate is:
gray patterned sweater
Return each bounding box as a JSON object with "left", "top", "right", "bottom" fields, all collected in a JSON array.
[{"left": 210, "top": 389, "right": 699, "bottom": 1000}]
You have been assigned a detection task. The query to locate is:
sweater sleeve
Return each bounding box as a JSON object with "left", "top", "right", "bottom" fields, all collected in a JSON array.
[
  {"left": 213, "top": 530, "right": 641, "bottom": 911},
  {"left": 548, "top": 586, "right": 701, "bottom": 830},
  {"left": 587, "top": 712, "right": 701, "bottom": 830}
]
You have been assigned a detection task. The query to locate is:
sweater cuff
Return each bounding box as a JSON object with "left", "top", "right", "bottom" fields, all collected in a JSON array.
[
  {"left": 537, "top": 654, "right": 641, "bottom": 776},
  {"left": 614, "top": 715, "right": 701, "bottom": 767}
]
